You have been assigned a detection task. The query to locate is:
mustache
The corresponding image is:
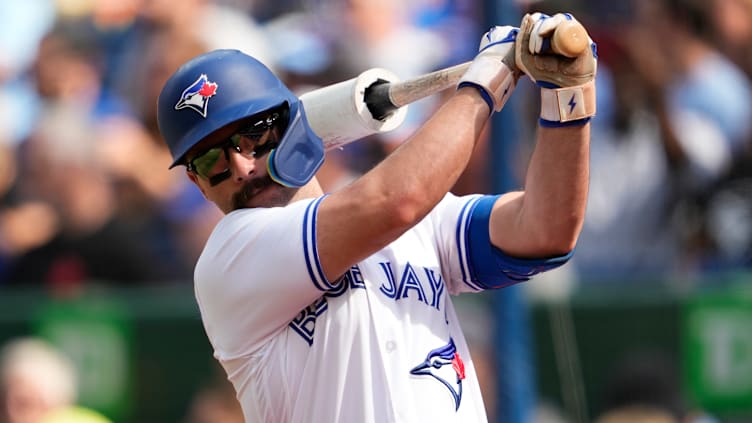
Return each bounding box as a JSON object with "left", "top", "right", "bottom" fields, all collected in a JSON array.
[{"left": 231, "top": 175, "right": 274, "bottom": 210}]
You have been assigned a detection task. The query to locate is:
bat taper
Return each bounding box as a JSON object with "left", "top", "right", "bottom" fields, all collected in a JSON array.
[{"left": 365, "top": 19, "right": 589, "bottom": 120}]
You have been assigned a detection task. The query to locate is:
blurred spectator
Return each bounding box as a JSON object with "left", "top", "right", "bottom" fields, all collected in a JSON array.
[
  {"left": 38, "top": 406, "right": 112, "bottom": 423},
  {"left": 0, "top": 0, "right": 55, "bottom": 81},
  {"left": 645, "top": 0, "right": 752, "bottom": 273},
  {"left": 707, "top": 0, "right": 752, "bottom": 79},
  {"left": 0, "top": 0, "right": 55, "bottom": 144},
  {"left": 596, "top": 350, "right": 717, "bottom": 423},
  {"left": 183, "top": 378, "right": 243, "bottom": 423},
  {"left": 569, "top": 50, "right": 684, "bottom": 279},
  {"left": 3, "top": 105, "right": 173, "bottom": 287},
  {"left": 0, "top": 337, "right": 77, "bottom": 423},
  {"left": 107, "top": 0, "right": 274, "bottom": 123},
  {"left": 598, "top": 351, "right": 686, "bottom": 421},
  {"left": 688, "top": 153, "right": 752, "bottom": 270},
  {"left": 32, "top": 20, "right": 130, "bottom": 120},
  {"left": 571, "top": 0, "right": 752, "bottom": 281},
  {"left": 595, "top": 405, "right": 679, "bottom": 423},
  {"left": 0, "top": 10, "right": 228, "bottom": 286},
  {"left": 96, "top": 28, "right": 223, "bottom": 273},
  {"left": 691, "top": 0, "right": 752, "bottom": 270}
]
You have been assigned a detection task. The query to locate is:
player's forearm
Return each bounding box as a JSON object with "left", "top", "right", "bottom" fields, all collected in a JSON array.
[
  {"left": 374, "top": 89, "right": 489, "bottom": 219},
  {"left": 490, "top": 124, "right": 590, "bottom": 257},
  {"left": 347, "top": 89, "right": 488, "bottom": 229},
  {"left": 488, "top": 12, "right": 595, "bottom": 258}
]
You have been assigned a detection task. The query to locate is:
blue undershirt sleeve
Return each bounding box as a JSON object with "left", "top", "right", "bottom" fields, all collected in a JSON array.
[{"left": 465, "top": 195, "right": 573, "bottom": 289}]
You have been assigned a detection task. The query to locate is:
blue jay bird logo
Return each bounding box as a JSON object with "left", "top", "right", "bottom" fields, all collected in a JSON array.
[
  {"left": 410, "top": 338, "right": 466, "bottom": 410},
  {"left": 175, "top": 74, "right": 218, "bottom": 118}
]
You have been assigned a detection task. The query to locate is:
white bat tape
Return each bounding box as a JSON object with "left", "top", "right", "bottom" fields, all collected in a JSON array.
[{"left": 300, "top": 68, "right": 408, "bottom": 151}]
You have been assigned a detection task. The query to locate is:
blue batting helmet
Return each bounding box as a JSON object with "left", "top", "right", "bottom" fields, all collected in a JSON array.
[{"left": 157, "top": 49, "right": 324, "bottom": 187}]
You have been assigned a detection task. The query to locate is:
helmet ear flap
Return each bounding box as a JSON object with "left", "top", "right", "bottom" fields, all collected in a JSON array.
[{"left": 267, "top": 105, "right": 324, "bottom": 187}]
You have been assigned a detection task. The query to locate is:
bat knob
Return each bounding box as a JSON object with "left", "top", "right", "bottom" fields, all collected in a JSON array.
[{"left": 550, "top": 20, "right": 589, "bottom": 58}]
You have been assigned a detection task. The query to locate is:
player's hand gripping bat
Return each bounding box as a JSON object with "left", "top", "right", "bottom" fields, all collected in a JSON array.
[{"left": 299, "top": 18, "right": 589, "bottom": 151}]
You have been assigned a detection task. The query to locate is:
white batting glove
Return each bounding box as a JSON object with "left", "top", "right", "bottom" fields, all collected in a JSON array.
[
  {"left": 516, "top": 12, "right": 597, "bottom": 126},
  {"left": 458, "top": 25, "right": 521, "bottom": 113}
]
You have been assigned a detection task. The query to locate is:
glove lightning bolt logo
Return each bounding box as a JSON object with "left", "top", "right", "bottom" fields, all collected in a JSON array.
[{"left": 568, "top": 94, "right": 577, "bottom": 114}]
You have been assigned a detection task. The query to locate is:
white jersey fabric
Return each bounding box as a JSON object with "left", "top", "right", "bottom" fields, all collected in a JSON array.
[{"left": 194, "top": 193, "right": 498, "bottom": 422}]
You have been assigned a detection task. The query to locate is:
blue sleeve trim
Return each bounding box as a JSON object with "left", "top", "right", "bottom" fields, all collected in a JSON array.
[
  {"left": 539, "top": 117, "right": 592, "bottom": 128},
  {"left": 537, "top": 80, "right": 560, "bottom": 89},
  {"left": 465, "top": 195, "right": 573, "bottom": 289},
  {"left": 455, "top": 196, "right": 484, "bottom": 291},
  {"left": 303, "top": 195, "right": 334, "bottom": 291}
]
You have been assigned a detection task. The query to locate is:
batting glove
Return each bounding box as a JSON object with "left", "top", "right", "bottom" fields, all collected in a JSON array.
[
  {"left": 459, "top": 25, "right": 521, "bottom": 113},
  {"left": 516, "top": 12, "right": 597, "bottom": 127}
]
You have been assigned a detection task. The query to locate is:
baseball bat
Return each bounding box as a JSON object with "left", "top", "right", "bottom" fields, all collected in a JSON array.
[
  {"left": 365, "top": 19, "right": 589, "bottom": 120},
  {"left": 301, "top": 19, "right": 588, "bottom": 151}
]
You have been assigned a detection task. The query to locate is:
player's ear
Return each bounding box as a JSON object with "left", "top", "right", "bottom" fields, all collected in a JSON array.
[{"left": 186, "top": 170, "right": 208, "bottom": 199}]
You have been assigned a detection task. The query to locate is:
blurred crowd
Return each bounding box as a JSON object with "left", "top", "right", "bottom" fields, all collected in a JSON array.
[
  {"left": 568, "top": 0, "right": 752, "bottom": 284},
  {"left": 1, "top": 0, "right": 751, "bottom": 291},
  {"left": 0, "top": 0, "right": 479, "bottom": 290},
  {"left": 2, "top": 0, "right": 751, "bottom": 290}
]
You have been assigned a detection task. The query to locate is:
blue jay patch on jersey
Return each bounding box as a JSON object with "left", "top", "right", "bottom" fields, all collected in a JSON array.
[
  {"left": 410, "top": 338, "right": 466, "bottom": 410},
  {"left": 174, "top": 74, "right": 218, "bottom": 118}
]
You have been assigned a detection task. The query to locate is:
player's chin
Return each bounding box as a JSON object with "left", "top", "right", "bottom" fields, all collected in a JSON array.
[
  {"left": 232, "top": 181, "right": 294, "bottom": 210},
  {"left": 257, "top": 184, "right": 297, "bottom": 208}
]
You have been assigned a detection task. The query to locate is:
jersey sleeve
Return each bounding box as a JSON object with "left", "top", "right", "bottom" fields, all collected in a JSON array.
[
  {"left": 194, "top": 196, "right": 334, "bottom": 359},
  {"left": 432, "top": 193, "right": 573, "bottom": 295}
]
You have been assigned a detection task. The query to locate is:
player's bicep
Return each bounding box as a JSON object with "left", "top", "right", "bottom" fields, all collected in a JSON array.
[
  {"left": 463, "top": 195, "right": 572, "bottom": 289},
  {"left": 434, "top": 194, "right": 571, "bottom": 294}
]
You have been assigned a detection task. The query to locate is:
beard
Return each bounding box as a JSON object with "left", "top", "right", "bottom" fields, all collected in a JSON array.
[{"left": 231, "top": 175, "right": 296, "bottom": 210}]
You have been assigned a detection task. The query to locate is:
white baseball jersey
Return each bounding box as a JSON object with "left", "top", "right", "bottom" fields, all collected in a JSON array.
[{"left": 194, "top": 193, "right": 570, "bottom": 423}]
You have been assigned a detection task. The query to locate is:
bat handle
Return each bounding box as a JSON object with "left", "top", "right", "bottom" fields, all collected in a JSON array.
[{"left": 365, "top": 62, "right": 471, "bottom": 119}]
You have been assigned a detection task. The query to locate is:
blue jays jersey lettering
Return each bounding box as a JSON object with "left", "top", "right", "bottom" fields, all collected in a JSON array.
[
  {"left": 193, "top": 193, "right": 570, "bottom": 423},
  {"left": 294, "top": 263, "right": 445, "bottom": 343},
  {"left": 174, "top": 74, "right": 218, "bottom": 118}
]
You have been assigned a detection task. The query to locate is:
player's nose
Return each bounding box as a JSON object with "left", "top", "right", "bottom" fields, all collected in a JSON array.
[{"left": 228, "top": 148, "right": 259, "bottom": 183}]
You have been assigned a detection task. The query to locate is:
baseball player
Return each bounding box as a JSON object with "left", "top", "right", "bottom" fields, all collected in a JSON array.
[{"left": 157, "top": 12, "right": 596, "bottom": 423}]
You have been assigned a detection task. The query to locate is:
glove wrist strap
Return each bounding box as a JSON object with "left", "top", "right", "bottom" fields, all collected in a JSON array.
[
  {"left": 539, "top": 79, "right": 596, "bottom": 125},
  {"left": 459, "top": 56, "right": 516, "bottom": 112}
]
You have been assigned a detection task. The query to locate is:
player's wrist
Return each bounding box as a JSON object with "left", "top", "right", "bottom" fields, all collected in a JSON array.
[
  {"left": 538, "top": 79, "right": 595, "bottom": 127},
  {"left": 458, "top": 81, "right": 495, "bottom": 114}
]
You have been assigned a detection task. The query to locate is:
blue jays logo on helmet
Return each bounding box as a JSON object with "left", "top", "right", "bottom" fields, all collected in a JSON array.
[
  {"left": 410, "top": 338, "right": 466, "bottom": 410},
  {"left": 175, "top": 74, "right": 218, "bottom": 118}
]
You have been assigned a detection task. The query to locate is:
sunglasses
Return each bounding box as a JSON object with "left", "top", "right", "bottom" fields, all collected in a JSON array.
[{"left": 187, "top": 108, "right": 285, "bottom": 186}]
